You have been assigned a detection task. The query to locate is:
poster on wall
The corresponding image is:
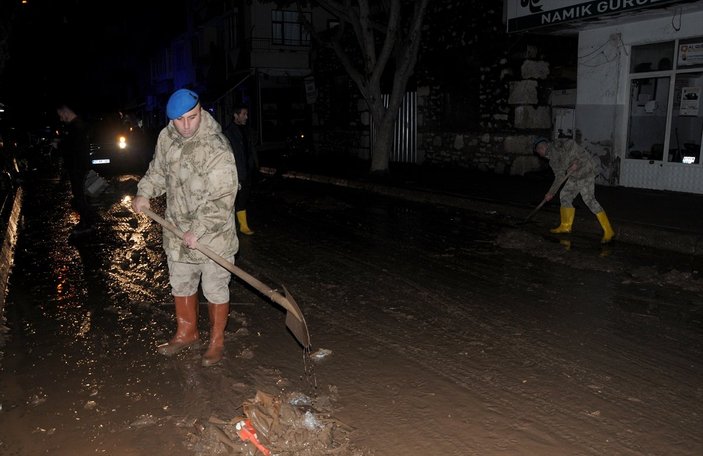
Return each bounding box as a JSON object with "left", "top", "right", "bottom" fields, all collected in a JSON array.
[
  {"left": 304, "top": 76, "right": 317, "bottom": 104},
  {"left": 680, "top": 87, "right": 700, "bottom": 116},
  {"left": 553, "top": 108, "right": 575, "bottom": 138},
  {"left": 678, "top": 42, "right": 703, "bottom": 67}
]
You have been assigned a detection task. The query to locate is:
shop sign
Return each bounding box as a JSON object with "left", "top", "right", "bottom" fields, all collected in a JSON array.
[
  {"left": 678, "top": 42, "right": 703, "bottom": 67},
  {"left": 506, "top": 0, "right": 684, "bottom": 33}
]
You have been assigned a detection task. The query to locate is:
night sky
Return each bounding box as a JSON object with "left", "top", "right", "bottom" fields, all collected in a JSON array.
[{"left": 1, "top": 0, "right": 186, "bottom": 125}]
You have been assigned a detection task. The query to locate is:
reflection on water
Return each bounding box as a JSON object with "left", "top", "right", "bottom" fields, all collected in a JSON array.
[
  {"left": 76, "top": 311, "right": 91, "bottom": 337},
  {"left": 4, "top": 174, "right": 172, "bottom": 350}
]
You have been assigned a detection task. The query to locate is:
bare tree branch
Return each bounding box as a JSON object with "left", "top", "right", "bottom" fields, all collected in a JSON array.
[
  {"left": 297, "top": 1, "right": 366, "bottom": 95},
  {"left": 357, "top": 0, "right": 377, "bottom": 75},
  {"left": 294, "top": 0, "right": 430, "bottom": 173},
  {"left": 313, "top": 0, "right": 354, "bottom": 24},
  {"left": 398, "top": 0, "right": 429, "bottom": 75},
  {"left": 330, "top": 37, "right": 368, "bottom": 98},
  {"left": 315, "top": 0, "right": 389, "bottom": 34},
  {"left": 369, "top": 0, "right": 400, "bottom": 88}
]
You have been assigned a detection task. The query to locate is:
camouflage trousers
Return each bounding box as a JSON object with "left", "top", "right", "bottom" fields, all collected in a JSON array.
[
  {"left": 559, "top": 175, "right": 603, "bottom": 213},
  {"left": 167, "top": 256, "right": 234, "bottom": 304}
]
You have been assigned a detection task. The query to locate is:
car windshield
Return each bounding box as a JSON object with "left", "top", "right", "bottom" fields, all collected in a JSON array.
[{"left": 89, "top": 114, "right": 130, "bottom": 143}]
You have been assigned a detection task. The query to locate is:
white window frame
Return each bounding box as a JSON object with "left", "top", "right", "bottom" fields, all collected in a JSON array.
[{"left": 627, "top": 37, "right": 703, "bottom": 166}]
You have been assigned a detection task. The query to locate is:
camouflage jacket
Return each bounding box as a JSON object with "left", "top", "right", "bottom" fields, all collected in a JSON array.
[
  {"left": 546, "top": 139, "right": 597, "bottom": 195},
  {"left": 137, "top": 110, "right": 239, "bottom": 262}
]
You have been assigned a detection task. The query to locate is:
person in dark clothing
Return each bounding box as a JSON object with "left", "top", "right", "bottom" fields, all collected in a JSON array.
[
  {"left": 223, "top": 104, "right": 258, "bottom": 235},
  {"left": 56, "top": 103, "right": 96, "bottom": 236}
]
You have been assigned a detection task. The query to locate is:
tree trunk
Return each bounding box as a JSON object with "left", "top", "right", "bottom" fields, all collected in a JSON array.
[
  {"left": 303, "top": 0, "right": 429, "bottom": 175},
  {"left": 370, "top": 111, "right": 395, "bottom": 174}
]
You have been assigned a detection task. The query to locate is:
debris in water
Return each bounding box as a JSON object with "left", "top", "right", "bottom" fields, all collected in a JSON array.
[
  {"left": 288, "top": 392, "right": 312, "bottom": 407},
  {"left": 309, "top": 348, "right": 332, "bottom": 362},
  {"left": 129, "top": 414, "right": 158, "bottom": 428},
  {"left": 198, "top": 389, "right": 360, "bottom": 455},
  {"left": 236, "top": 419, "right": 271, "bottom": 455},
  {"left": 238, "top": 348, "right": 255, "bottom": 359},
  {"left": 302, "top": 410, "right": 322, "bottom": 430},
  {"left": 29, "top": 393, "right": 46, "bottom": 406}
]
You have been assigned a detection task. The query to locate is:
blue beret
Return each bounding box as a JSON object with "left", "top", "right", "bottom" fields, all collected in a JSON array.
[
  {"left": 166, "top": 89, "right": 199, "bottom": 120},
  {"left": 533, "top": 136, "right": 549, "bottom": 151}
]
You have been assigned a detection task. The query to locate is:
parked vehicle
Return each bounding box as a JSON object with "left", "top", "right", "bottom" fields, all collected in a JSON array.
[{"left": 87, "top": 113, "right": 154, "bottom": 174}]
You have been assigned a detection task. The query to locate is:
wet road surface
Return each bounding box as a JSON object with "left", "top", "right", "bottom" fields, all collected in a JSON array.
[{"left": 0, "top": 169, "right": 701, "bottom": 455}]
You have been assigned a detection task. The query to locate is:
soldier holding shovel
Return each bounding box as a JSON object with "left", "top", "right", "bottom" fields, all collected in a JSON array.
[
  {"left": 533, "top": 137, "right": 615, "bottom": 243},
  {"left": 132, "top": 88, "right": 239, "bottom": 366}
]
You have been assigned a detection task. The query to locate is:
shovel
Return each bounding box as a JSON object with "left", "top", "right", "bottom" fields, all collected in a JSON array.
[
  {"left": 141, "top": 207, "right": 311, "bottom": 349},
  {"left": 521, "top": 169, "right": 574, "bottom": 224}
]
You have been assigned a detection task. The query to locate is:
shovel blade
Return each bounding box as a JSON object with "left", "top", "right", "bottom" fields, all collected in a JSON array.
[
  {"left": 141, "top": 207, "right": 311, "bottom": 348},
  {"left": 282, "top": 286, "right": 311, "bottom": 348}
]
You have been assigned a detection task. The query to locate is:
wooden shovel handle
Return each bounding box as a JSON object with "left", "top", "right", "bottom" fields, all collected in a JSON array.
[
  {"left": 523, "top": 170, "right": 573, "bottom": 222},
  {"left": 140, "top": 207, "right": 304, "bottom": 322}
]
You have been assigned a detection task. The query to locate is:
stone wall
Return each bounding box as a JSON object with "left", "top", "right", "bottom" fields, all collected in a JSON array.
[
  {"left": 415, "top": 2, "right": 577, "bottom": 176},
  {"left": 419, "top": 131, "right": 542, "bottom": 176},
  {"left": 418, "top": 32, "right": 569, "bottom": 176},
  {"left": 309, "top": 1, "right": 577, "bottom": 175}
]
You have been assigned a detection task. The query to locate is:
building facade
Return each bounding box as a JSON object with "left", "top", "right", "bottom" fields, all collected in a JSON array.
[
  {"left": 507, "top": 0, "right": 703, "bottom": 194},
  {"left": 146, "top": 0, "right": 331, "bottom": 150},
  {"left": 142, "top": 0, "right": 703, "bottom": 195}
]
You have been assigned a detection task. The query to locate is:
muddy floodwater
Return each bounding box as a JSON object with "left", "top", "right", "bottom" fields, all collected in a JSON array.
[{"left": 0, "top": 170, "right": 701, "bottom": 455}]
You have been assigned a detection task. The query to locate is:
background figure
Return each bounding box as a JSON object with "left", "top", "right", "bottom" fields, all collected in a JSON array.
[
  {"left": 533, "top": 137, "right": 615, "bottom": 243},
  {"left": 224, "top": 104, "right": 259, "bottom": 235},
  {"left": 56, "top": 103, "right": 96, "bottom": 237},
  {"left": 131, "top": 88, "right": 239, "bottom": 367}
]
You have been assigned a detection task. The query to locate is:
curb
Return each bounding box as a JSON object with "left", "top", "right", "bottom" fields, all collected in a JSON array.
[
  {"left": 268, "top": 168, "right": 702, "bottom": 257},
  {"left": 0, "top": 187, "right": 23, "bottom": 319}
]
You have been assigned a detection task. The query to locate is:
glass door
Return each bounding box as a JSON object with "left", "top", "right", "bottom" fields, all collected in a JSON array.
[
  {"left": 667, "top": 73, "right": 703, "bottom": 164},
  {"left": 627, "top": 76, "right": 671, "bottom": 161}
]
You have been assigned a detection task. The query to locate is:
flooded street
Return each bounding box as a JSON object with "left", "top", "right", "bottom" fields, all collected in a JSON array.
[{"left": 0, "top": 169, "right": 701, "bottom": 455}]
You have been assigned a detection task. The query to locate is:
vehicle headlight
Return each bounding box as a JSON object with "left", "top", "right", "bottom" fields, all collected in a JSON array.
[{"left": 117, "top": 136, "right": 127, "bottom": 149}]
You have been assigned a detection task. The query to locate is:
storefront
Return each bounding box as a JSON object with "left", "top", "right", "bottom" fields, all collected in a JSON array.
[{"left": 506, "top": 0, "right": 703, "bottom": 194}]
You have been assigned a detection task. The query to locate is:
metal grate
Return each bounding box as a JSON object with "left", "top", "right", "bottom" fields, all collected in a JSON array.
[{"left": 371, "top": 92, "right": 417, "bottom": 163}]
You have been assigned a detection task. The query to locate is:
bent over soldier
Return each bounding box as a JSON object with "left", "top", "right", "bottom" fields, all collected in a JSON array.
[
  {"left": 132, "top": 88, "right": 239, "bottom": 366},
  {"left": 533, "top": 137, "right": 615, "bottom": 243}
]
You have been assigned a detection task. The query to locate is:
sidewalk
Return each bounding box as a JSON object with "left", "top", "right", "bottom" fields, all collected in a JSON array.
[
  {"left": 261, "top": 156, "right": 703, "bottom": 256},
  {"left": 0, "top": 186, "right": 23, "bottom": 317}
]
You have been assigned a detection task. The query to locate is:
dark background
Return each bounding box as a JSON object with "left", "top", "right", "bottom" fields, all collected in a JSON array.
[{"left": 1, "top": 0, "right": 186, "bottom": 126}]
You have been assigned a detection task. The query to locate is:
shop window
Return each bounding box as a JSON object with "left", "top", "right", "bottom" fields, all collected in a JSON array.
[
  {"left": 627, "top": 36, "right": 703, "bottom": 165},
  {"left": 630, "top": 41, "right": 674, "bottom": 73},
  {"left": 627, "top": 77, "right": 670, "bottom": 160},
  {"left": 668, "top": 72, "right": 703, "bottom": 164}
]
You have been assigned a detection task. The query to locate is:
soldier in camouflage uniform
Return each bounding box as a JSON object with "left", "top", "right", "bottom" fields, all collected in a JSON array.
[
  {"left": 534, "top": 137, "right": 615, "bottom": 243},
  {"left": 132, "top": 88, "right": 239, "bottom": 366}
]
